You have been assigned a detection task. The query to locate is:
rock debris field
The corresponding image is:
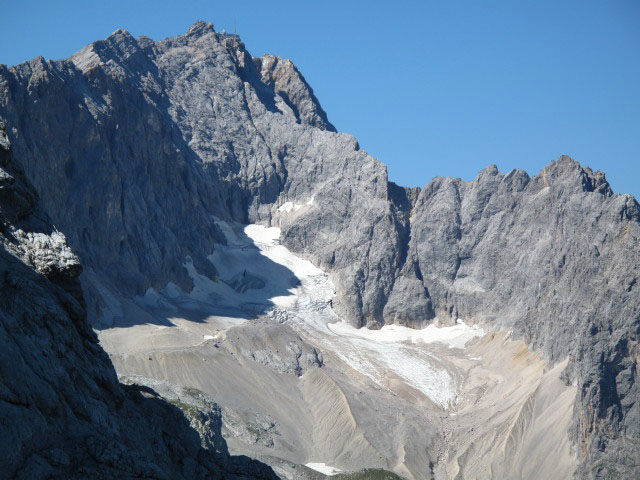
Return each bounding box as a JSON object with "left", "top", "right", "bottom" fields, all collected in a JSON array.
[{"left": 100, "top": 220, "right": 575, "bottom": 479}]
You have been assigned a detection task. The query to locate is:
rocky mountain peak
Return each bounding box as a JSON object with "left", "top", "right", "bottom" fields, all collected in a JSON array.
[
  {"left": 253, "top": 53, "right": 336, "bottom": 132},
  {"left": 186, "top": 20, "right": 215, "bottom": 38},
  {"left": 70, "top": 28, "right": 144, "bottom": 74},
  {"left": 536, "top": 155, "right": 614, "bottom": 196},
  {"left": 0, "top": 23, "right": 638, "bottom": 479}
]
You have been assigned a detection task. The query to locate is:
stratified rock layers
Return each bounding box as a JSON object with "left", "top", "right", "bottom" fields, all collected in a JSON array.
[{"left": 0, "top": 21, "right": 638, "bottom": 478}]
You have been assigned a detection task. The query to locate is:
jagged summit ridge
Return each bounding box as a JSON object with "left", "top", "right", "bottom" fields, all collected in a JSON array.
[
  {"left": 0, "top": 22, "right": 638, "bottom": 479},
  {"left": 187, "top": 20, "right": 215, "bottom": 37},
  {"left": 254, "top": 54, "right": 336, "bottom": 132}
]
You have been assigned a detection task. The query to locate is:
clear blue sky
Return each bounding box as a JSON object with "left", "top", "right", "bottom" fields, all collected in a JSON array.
[{"left": 2, "top": 1, "right": 639, "bottom": 197}]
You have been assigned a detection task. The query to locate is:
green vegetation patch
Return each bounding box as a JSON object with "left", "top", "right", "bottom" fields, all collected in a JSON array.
[{"left": 167, "top": 399, "right": 200, "bottom": 420}]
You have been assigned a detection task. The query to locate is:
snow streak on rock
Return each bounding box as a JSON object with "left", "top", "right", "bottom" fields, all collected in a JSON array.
[{"left": 240, "top": 223, "right": 483, "bottom": 408}]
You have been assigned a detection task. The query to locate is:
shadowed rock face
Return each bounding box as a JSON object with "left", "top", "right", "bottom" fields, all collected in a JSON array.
[
  {"left": 0, "top": 21, "right": 638, "bottom": 478},
  {"left": 0, "top": 125, "right": 278, "bottom": 479}
]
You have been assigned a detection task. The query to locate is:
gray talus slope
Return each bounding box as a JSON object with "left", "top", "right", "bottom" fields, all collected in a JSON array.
[
  {"left": 0, "top": 124, "right": 278, "bottom": 479},
  {"left": 0, "top": 21, "right": 638, "bottom": 478}
]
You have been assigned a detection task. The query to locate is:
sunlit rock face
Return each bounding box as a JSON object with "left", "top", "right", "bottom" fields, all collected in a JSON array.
[{"left": 0, "top": 21, "right": 639, "bottom": 478}]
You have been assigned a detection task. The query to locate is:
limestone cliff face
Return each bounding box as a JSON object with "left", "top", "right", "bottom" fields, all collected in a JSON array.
[
  {"left": 253, "top": 54, "right": 335, "bottom": 132},
  {"left": 0, "top": 21, "right": 401, "bottom": 329},
  {"left": 0, "top": 21, "right": 638, "bottom": 478},
  {"left": 0, "top": 124, "right": 277, "bottom": 479},
  {"left": 401, "top": 160, "right": 640, "bottom": 478}
]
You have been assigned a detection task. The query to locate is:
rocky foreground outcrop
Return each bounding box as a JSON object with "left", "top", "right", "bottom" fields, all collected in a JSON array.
[
  {"left": 0, "top": 125, "right": 277, "bottom": 479},
  {"left": 0, "top": 21, "right": 638, "bottom": 478}
]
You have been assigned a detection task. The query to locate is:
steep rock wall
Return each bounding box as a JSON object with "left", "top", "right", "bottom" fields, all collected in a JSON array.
[
  {"left": 0, "top": 124, "right": 278, "bottom": 479},
  {"left": 0, "top": 22, "right": 638, "bottom": 478}
]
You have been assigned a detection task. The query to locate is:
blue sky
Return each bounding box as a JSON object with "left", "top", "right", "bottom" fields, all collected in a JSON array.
[{"left": 2, "top": 1, "right": 639, "bottom": 197}]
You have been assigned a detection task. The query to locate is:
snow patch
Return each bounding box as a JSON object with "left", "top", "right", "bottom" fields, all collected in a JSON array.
[
  {"left": 277, "top": 197, "right": 314, "bottom": 213},
  {"left": 278, "top": 199, "right": 316, "bottom": 214},
  {"left": 327, "top": 319, "right": 484, "bottom": 350},
  {"left": 244, "top": 224, "right": 325, "bottom": 279},
  {"left": 136, "top": 287, "right": 178, "bottom": 311},
  {"left": 305, "top": 463, "right": 342, "bottom": 475},
  {"left": 316, "top": 322, "right": 482, "bottom": 406},
  {"left": 130, "top": 220, "right": 485, "bottom": 409},
  {"left": 239, "top": 223, "right": 483, "bottom": 408},
  {"left": 333, "top": 335, "right": 455, "bottom": 407},
  {"left": 278, "top": 201, "right": 306, "bottom": 213}
]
